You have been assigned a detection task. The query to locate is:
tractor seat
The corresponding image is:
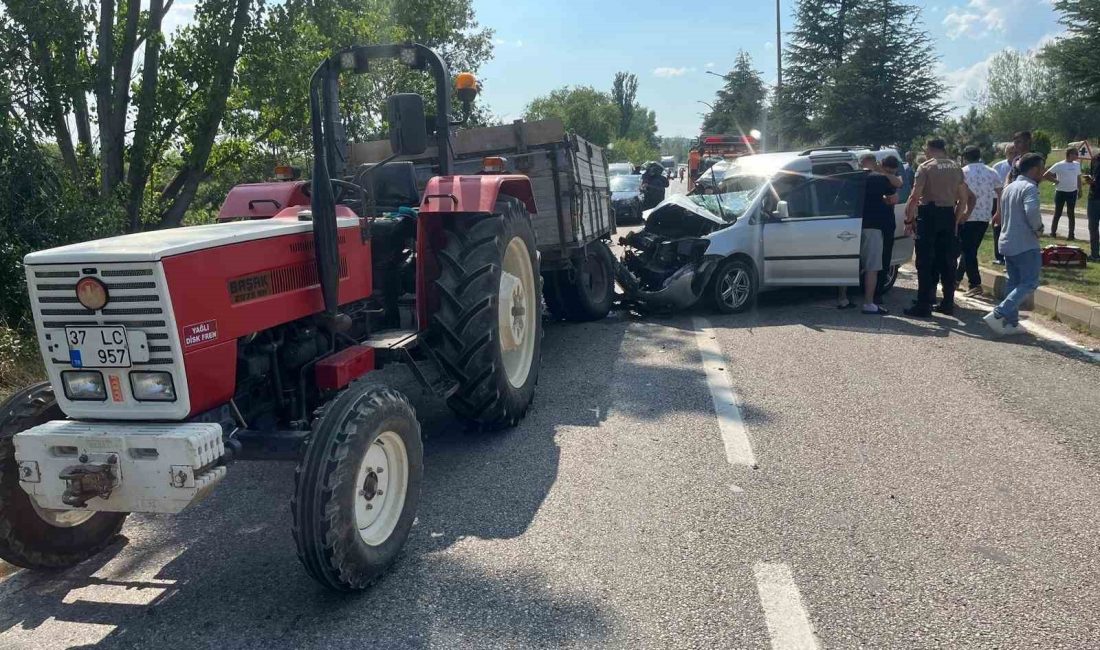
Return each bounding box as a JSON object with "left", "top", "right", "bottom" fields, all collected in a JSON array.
[{"left": 354, "top": 161, "right": 421, "bottom": 213}]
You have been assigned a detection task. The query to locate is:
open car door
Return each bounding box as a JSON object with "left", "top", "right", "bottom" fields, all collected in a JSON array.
[{"left": 761, "top": 171, "right": 866, "bottom": 286}]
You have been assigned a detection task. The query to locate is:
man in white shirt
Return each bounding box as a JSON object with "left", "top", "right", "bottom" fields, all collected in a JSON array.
[
  {"left": 957, "top": 146, "right": 1002, "bottom": 297},
  {"left": 1045, "top": 147, "right": 1083, "bottom": 239},
  {"left": 991, "top": 144, "right": 1015, "bottom": 264}
]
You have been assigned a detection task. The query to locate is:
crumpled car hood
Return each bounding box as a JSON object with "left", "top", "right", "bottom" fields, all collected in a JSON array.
[{"left": 641, "top": 194, "right": 726, "bottom": 237}]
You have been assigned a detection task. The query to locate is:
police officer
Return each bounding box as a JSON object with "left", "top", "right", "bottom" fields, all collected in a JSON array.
[{"left": 903, "top": 138, "right": 974, "bottom": 318}]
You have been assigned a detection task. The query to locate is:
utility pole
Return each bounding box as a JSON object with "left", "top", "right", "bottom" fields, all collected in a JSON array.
[{"left": 775, "top": 0, "right": 783, "bottom": 151}]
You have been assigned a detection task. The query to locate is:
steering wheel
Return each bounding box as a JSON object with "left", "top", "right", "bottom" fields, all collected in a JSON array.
[{"left": 330, "top": 179, "right": 367, "bottom": 217}]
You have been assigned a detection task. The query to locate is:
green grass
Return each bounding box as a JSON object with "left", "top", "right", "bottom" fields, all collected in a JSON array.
[{"left": 977, "top": 234, "right": 1100, "bottom": 304}]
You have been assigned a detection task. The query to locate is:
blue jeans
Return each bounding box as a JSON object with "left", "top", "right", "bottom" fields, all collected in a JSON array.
[{"left": 994, "top": 249, "right": 1041, "bottom": 325}]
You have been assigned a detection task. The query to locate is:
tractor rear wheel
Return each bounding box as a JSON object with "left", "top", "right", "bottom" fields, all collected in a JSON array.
[
  {"left": 0, "top": 383, "right": 127, "bottom": 571},
  {"left": 431, "top": 197, "right": 542, "bottom": 430},
  {"left": 292, "top": 380, "right": 423, "bottom": 591}
]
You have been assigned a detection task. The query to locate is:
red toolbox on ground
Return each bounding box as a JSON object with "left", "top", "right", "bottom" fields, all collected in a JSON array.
[{"left": 1041, "top": 245, "right": 1088, "bottom": 268}]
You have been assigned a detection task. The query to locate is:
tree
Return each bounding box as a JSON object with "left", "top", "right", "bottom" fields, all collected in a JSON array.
[
  {"left": 778, "top": 0, "right": 944, "bottom": 147},
  {"left": 607, "top": 138, "right": 658, "bottom": 164},
  {"left": 660, "top": 136, "right": 693, "bottom": 162},
  {"left": 702, "top": 51, "right": 766, "bottom": 136},
  {"left": 1043, "top": 0, "right": 1100, "bottom": 106},
  {"left": 778, "top": 0, "right": 861, "bottom": 144},
  {"left": 611, "top": 72, "right": 639, "bottom": 139},
  {"left": 1, "top": 0, "right": 259, "bottom": 231},
  {"left": 524, "top": 86, "right": 620, "bottom": 146}
]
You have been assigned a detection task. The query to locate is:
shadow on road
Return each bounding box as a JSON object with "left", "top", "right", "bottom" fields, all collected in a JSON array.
[{"left": 0, "top": 315, "right": 633, "bottom": 648}]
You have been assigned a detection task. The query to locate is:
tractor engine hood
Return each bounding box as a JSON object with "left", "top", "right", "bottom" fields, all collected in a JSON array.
[{"left": 23, "top": 217, "right": 360, "bottom": 265}]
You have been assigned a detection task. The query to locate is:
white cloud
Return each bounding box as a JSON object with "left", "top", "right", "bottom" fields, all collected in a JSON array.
[
  {"left": 705, "top": 62, "right": 716, "bottom": 69},
  {"left": 943, "top": 0, "right": 1008, "bottom": 39},
  {"left": 514, "top": 39, "right": 523, "bottom": 47},
  {"left": 938, "top": 30, "right": 1063, "bottom": 114},
  {"left": 764, "top": 41, "right": 774, "bottom": 49},
  {"left": 653, "top": 67, "right": 689, "bottom": 77},
  {"left": 494, "top": 38, "right": 505, "bottom": 45}
]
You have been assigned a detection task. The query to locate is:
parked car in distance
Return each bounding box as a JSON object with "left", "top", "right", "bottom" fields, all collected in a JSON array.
[
  {"left": 617, "top": 148, "right": 915, "bottom": 313},
  {"left": 608, "top": 162, "right": 634, "bottom": 176},
  {"left": 611, "top": 173, "right": 645, "bottom": 224}
]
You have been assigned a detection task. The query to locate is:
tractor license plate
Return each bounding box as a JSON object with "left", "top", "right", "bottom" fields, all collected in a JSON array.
[{"left": 65, "top": 326, "right": 131, "bottom": 368}]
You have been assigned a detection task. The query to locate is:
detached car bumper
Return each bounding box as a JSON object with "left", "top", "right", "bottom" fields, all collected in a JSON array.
[{"left": 14, "top": 421, "right": 226, "bottom": 514}]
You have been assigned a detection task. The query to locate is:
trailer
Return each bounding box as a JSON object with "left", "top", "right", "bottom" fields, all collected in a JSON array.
[{"left": 350, "top": 119, "right": 617, "bottom": 322}]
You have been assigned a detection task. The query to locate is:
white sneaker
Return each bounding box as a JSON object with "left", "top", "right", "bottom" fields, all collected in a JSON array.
[
  {"left": 983, "top": 311, "right": 1007, "bottom": 336},
  {"left": 1002, "top": 321, "right": 1025, "bottom": 336}
]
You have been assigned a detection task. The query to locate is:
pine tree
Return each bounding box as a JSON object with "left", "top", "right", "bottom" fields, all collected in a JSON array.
[
  {"left": 702, "top": 51, "right": 767, "bottom": 135},
  {"left": 819, "top": 0, "right": 945, "bottom": 146},
  {"left": 778, "top": 0, "right": 861, "bottom": 144},
  {"left": 779, "top": 0, "right": 945, "bottom": 147},
  {"left": 1043, "top": 0, "right": 1100, "bottom": 105}
]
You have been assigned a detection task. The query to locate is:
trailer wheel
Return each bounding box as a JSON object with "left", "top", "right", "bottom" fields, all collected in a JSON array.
[
  {"left": 292, "top": 381, "right": 422, "bottom": 591},
  {"left": 552, "top": 240, "right": 616, "bottom": 322},
  {"left": 0, "top": 383, "right": 127, "bottom": 571},
  {"left": 709, "top": 257, "right": 756, "bottom": 314},
  {"left": 431, "top": 197, "right": 542, "bottom": 430}
]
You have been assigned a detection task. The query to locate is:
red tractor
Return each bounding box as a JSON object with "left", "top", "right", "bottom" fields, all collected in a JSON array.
[{"left": 0, "top": 43, "right": 542, "bottom": 591}]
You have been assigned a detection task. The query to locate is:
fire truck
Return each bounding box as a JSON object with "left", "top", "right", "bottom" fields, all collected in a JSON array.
[
  {"left": 687, "top": 134, "right": 757, "bottom": 192},
  {"left": 1, "top": 44, "right": 547, "bottom": 591}
]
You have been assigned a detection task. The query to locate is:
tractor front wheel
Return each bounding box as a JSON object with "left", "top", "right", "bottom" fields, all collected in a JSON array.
[
  {"left": 292, "top": 381, "right": 423, "bottom": 591},
  {"left": 431, "top": 197, "right": 542, "bottom": 430},
  {"left": 0, "top": 383, "right": 128, "bottom": 571}
]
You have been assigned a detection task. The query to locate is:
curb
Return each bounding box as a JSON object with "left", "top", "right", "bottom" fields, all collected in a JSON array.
[{"left": 979, "top": 266, "right": 1100, "bottom": 336}]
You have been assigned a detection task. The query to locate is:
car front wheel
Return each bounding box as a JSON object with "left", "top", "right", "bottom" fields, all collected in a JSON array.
[{"left": 709, "top": 258, "right": 756, "bottom": 314}]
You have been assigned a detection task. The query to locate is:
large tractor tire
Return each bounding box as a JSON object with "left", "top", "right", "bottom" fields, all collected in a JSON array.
[
  {"left": 292, "top": 380, "right": 423, "bottom": 591},
  {"left": 431, "top": 197, "right": 542, "bottom": 430},
  {"left": 543, "top": 240, "right": 616, "bottom": 322},
  {"left": 0, "top": 383, "right": 127, "bottom": 571}
]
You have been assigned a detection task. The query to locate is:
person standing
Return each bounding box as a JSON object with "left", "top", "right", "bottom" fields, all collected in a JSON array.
[
  {"left": 854, "top": 153, "right": 898, "bottom": 314},
  {"left": 1044, "top": 147, "right": 1083, "bottom": 239},
  {"left": 900, "top": 151, "right": 916, "bottom": 203},
  {"left": 956, "top": 146, "right": 1001, "bottom": 297},
  {"left": 1088, "top": 158, "right": 1100, "bottom": 262},
  {"left": 903, "top": 139, "right": 972, "bottom": 318},
  {"left": 984, "top": 153, "right": 1046, "bottom": 336},
  {"left": 991, "top": 144, "right": 1016, "bottom": 265}
]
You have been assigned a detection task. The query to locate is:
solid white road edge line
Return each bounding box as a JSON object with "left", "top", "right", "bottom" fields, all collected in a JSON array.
[
  {"left": 692, "top": 317, "right": 756, "bottom": 466},
  {"left": 955, "top": 294, "right": 1100, "bottom": 363},
  {"left": 753, "top": 562, "right": 821, "bottom": 650}
]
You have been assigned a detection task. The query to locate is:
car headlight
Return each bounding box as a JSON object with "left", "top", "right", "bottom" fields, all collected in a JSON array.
[
  {"left": 61, "top": 371, "right": 107, "bottom": 401},
  {"left": 129, "top": 372, "right": 177, "bottom": 402}
]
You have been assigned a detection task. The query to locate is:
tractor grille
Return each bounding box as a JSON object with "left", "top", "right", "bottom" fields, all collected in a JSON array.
[
  {"left": 26, "top": 261, "right": 188, "bottom": 419},
  {"left": 31, "top": 265, "right": 175, "bottom": 366}
]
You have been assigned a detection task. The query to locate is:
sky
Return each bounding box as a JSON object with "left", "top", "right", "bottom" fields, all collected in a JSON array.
[
  {"left": 472, "top": 0, "right": 1066, "bottom": 137},
  {"left": 158, "top": 0, "right": 1067, "bottom": 138}
]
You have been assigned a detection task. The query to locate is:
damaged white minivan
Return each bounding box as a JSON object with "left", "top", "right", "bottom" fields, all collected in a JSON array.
[{"left": 616, "top": 147, "right": 915, "bottom": 313}]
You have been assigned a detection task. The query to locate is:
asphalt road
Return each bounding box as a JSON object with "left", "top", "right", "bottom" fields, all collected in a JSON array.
[{"left": 2, "top": 178, "right": 1099, "bottom": 648}]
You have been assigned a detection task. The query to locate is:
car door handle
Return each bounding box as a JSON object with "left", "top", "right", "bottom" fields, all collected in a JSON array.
[{"left": 837, "top": 231, "right": 857, "bottom": 241}]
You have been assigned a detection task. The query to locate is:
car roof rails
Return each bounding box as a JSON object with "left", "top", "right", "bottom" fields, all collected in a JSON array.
[{"left": 798, "top": 145, "right": 873, "bottom": 155}]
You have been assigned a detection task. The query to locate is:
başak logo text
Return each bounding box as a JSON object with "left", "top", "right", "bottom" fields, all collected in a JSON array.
[{"left": 183, "top": 320, "right": 218, "bottom": 348}]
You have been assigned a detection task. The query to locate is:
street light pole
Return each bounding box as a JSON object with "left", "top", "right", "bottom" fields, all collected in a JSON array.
[{"left": 775, "top": 0, "right": 783, "bottom": 151}]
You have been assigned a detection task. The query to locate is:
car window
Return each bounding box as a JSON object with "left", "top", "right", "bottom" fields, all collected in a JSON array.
[
  {"left": 815, "top": 172, "right": 865, "bottom": 217},
  {"left": 776, "top": 172, "right": 865, "bottom": 220}
]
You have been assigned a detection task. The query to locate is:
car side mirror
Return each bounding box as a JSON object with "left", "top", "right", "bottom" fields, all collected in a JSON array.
[
  {"left": 387, "top": 93, "right": 428, "bottom": 156},
  {"left": 776, "top": 200, "right": 790, "bottom": 220}
]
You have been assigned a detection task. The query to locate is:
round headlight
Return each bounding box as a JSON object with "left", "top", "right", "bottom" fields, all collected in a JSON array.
[{"left": 76, "top": 277, "right": 109, "bottom": 311}]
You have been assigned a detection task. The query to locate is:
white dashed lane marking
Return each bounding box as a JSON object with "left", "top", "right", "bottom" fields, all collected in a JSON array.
[
  {"left": 753, "top": 562, "right": 821, "bottom": 650},
  {"left": 693, "top": 317, "right": 756, "bottom": 466}
]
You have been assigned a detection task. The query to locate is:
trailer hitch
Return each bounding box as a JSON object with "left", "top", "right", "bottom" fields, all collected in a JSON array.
[{"left": 58, "top": 455, "right": 119, "bottom": 507}]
